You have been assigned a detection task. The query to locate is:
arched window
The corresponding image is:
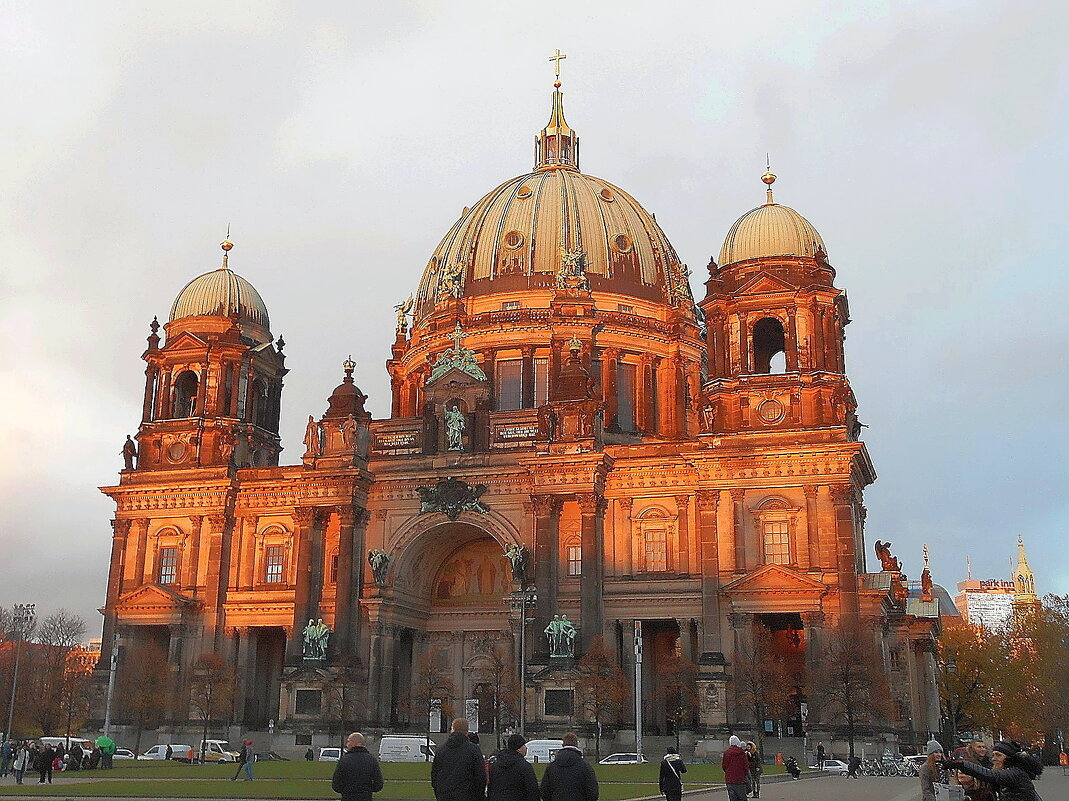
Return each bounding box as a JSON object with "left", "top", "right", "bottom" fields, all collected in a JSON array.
[
  {"left": 752, "top": 317, "right": 786, "bottom": 374},
  {"left": 172, "top": 371, "right": 199, "bottom": 417},
  {"left": 635, "top": 506, "right": 676, "bottom": 573}
]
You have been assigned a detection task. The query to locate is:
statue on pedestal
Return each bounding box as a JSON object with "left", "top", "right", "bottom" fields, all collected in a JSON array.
[
  {"left": 544, "top": 614, "right": 577, "bottom": 657},
  {"left": 121, "top": 435, "right": 138, "bottom": 470},
  {"left": 302, "top": 618, "right": 330, "bottom": 660},
  {"left": 368, "top": 549, "right": 390, "bottom": 587},
  {"left": 445, "top": 404, "right": 465, "bottom": 451},
  {"left": 303, "top": 415, "right": 322, "bottom": 456}
]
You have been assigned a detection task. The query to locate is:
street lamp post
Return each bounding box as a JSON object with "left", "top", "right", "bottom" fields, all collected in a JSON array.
[
  {"left": 5, "top": 603, "right": 36, "bottom": 741},
  {"left": 506, "top": 546, "right": 536, "bottom": 738}
]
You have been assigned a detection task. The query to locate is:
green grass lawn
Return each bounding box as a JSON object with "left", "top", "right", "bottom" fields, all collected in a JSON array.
[{"left": 0, "top": 758, "right": 775, "bottom": 798}]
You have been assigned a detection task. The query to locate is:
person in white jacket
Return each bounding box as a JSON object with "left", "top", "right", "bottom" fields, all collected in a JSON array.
[{"left": 12, "top": 743, "right": 31, "bottom": 785}]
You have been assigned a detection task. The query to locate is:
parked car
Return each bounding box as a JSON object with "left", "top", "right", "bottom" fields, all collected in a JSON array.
[
  {"left": 378, "top": 736, "right": 435, "bottom": 762},
  {"left": 319, "top": 747, "right": 342, "bottom": 762},
  {"left": 254, "top": 751, "right": 289, "bottom": 761},
  {"left": 113, "top": 748, "right": 136, "bottom": 760},
  {"left": 599, "top": 753, "right": 649, "bottom": 765},
  {"left": 810, "top": 758, "right": 849, "bottom": 775}
]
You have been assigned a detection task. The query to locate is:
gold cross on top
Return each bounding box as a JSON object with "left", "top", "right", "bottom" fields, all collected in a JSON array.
[{"left": 549, "top": 49, "right": 567, "bottom": 80}]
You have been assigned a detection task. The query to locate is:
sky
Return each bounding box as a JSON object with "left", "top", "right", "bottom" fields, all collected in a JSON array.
[{"left": 1, "top": 1, "right": 1067, "bottom": 630}]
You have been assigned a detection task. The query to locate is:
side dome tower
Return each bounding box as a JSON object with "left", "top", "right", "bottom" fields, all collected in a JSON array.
[
  {"left": 388, "top": 76, "right": 704, "bottom": 442},
  {"left": 131, "top": 238, "right": 287, "bottom": 472}
]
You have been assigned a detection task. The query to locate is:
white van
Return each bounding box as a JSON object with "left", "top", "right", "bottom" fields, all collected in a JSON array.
[
  {"left": 378, "top": 735, "right": 435, "bottom": 762},
  {"left": 523, "top": 739, "right": 563, "bottom": 764},
  {"left": 138, "top": 744, "right": 195, "bottom": 762},
  {"left": 199, "top": 740, "right": 240, "bottom": 763}
]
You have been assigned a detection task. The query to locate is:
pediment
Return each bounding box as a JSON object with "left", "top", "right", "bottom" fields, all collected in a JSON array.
[
  {"left": 115, "top": 583, "right": 198, "bottom": 614},
  {"left": 722, "top": 564, "right": 826, "bottom": 595},
  {"left": 426, "top": 366, "right": 487, "bottom": 388},
  {"left": 162, "top": 331, "right": 208, "bottom": 350},
  {"left": 734, "top": 272, "right": 797, "bottom": 296}
]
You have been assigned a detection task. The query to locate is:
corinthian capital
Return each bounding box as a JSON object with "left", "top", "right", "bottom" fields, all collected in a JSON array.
[
  {"left": 576, "top": 492, "right": 607, "bottom": 515},
  {"left": 530, "top": 494, "right": 561, "bottom": 519}
]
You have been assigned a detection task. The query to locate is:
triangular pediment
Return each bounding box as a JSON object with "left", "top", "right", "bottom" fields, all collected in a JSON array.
[
  {"left": 722, "top": 564, "right": 826, "bottom": 595},
  {"left": 734, "top": 272, "right": 797, "bottom": 296},
  {"left": 162, "top": 331, "right": 208, "bottom": 350},
  {"left": 115, "top": 583, "right": 198, "bottom": 614}
]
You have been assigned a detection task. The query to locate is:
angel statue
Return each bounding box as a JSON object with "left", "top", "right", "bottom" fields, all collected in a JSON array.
[
  {"left": 368, "top": 548, "right": 390, "bottom": 587},
  {"left": 874, "top": 540, "right": 902, "bottom": 573},
  {"left": 504, "top": 544, "right": 531, "bottom": 584},
  {"left": 394, "top": 295, "right": 413, "bottom": 334}
]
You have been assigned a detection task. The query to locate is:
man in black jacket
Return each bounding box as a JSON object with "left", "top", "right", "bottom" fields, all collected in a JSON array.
[
  {"left": 431, "top": 718, "right": 486, "bottom": 801},
  {"left": 488, "top": 734, "right": 540, "bottom": 801},
  {"left": 331, "top": 732, "right": 384, "bottom": 801},
  {"left": 540, "top": 732, "right": 598, "bottom": 801}
]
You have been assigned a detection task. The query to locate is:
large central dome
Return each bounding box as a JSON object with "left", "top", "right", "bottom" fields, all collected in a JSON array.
[{"left": 412, "top": 87, "right": 692, "bottom": 323}]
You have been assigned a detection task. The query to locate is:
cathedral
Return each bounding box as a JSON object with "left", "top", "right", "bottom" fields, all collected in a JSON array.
[{"left": 98, "top": 67, "right": 940, "bottom": 749}]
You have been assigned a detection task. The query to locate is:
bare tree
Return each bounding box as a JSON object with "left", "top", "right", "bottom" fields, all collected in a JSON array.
[
  {"left": 28, "top": 611, "right": 87, "bottom": 736},
  {"left": 476, "top": 648, "right": 518, "bottom": 749},
  {"left": 188, "top": 653, "right": 236, "bottom": 763},
  {"left": 731, "top": 624, "right": 792, "bottom": 756},
  {"left": 655, "top": 648, "right": 700, "bottom": 754},
  {"left": 575, "top": 637, "right": 629, "bottom": 758},
  {"left": 814, "top": 621, "right": 891, "bottom": 758},
  {"left": 408, "top": 652, "right": 454, "bottom": 761},
  {"left": 117, "top": 643, "right": 172, "bottom": 753}
]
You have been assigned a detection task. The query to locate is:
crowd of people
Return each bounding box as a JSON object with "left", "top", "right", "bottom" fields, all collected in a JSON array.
[
  {"left": 0, "top": 740, "right": 111, "bottom": 784},
  {"left": 920, "top": 737, "right": 1045, "bottom": 801}
]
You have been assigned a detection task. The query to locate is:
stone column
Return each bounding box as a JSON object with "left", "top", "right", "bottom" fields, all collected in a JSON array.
[
  {"left": 289, "top": 507, "right": 319, "bottom": 662},
  {"left": 100, "top": 519, "right": 131, "bottom": 666},
  {"left": 334, "top": 506, "right": 369, "bottom": 659},
  {"left": 203, "top": 513, "right": 230, "bottom": 648},
  {"left": 521, "top": 346, "right": 536, "bottom": 409},
  {"left": 156, "top": 369, "right": 172, "bottom": 419},
  {"left": 695, "top": 491, "right": 723, "bottom": 662},
  {"left": 636, "top": 355, "right": 655, "bottom": 433},
  {"left": 131, "top": 518, "right": 148, "bottom": 587},
  {"left": 601, "top": 349, "right": 619, "bottom": 429},
  {"left": 232, "top": 626, "right": 252, "bottom": 723},
  {"left": 830, "top": 484, "right": 860, "bottom": 618},
  {"left": 738, "top": 313, "right": 751, "bottom": 374},
  {"left": 142, "top": 367, "right": 158, "bottom": 423},
  {"left": 786, "top": 309, "right": 799, "bottom": 372},
  {"left": 367, "top": 621, "right": 387, "bottom": 724},
  {"left": 531, "top": 494, "right": 560, "bottom": 658},
  {"left": 577, "top": 492, "right": 607, "bottom": 650},
  {"left": 674, "top": 495, "right": 691, "bottom": 574},
  {"left": 618, "top": 498, "right": 634, "bottom": 576},
  {"left": 183, "top": 515, "right": 203, "bottom": 590},
  {"left": 730, "top": 489, "right": 747, "bottom": 573},
  {"left": 677, "top": 618, "right": 695, "bottom": 664},
  {"left": 803, "top": 485, "right": 819, "bottom": 569},
  {"left": 800, "top": 610, "right": 825, "bottom": 680}
]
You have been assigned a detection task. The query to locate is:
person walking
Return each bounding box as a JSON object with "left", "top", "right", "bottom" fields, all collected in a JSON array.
[
  {"left": 1, "top": 740, "right": 12, "bottom": 776},
  {"left": 431, "top": 718, "right": 486, "bottom": 801},
  {"left": 920, "top": 740, "right": 945, "bottom": 801},
  {"left": 487, "top": 734, "right": 539, "bottom": 801},
  {"left": 241, "top": 740, "right": 255, "bottom": 780},
  {"left": 745, "top": 742, "right": 762, "bottom": 798},
  {"left": 847, "top": 754, "right": 861, "bottom": 779},
  {"left": 12, "top": 743, "right": 30, "bottom": 785},
  {"left": 722, "top": 736, "right": 750, "bottom": 801},
  {"left": 165, "top": 744, "right": 173, "bottom": 761},
  {"left": 658, "top": 746, "right": 687, "bottom": 801},
  {"left": 232, "top": 741, "right": 249, "bottom": 781},
  {"left": 331, "top": 732, "right": 384, "bottom": 801},
  {"left": 540, "top": 732, "right": 597, "bottom": 801},
  {"left": 944, "top": 740, "right": 1043, "bottom": 801},
  {"left": 37, "top": 743, "right": 54, "bottom": 784},
  {"left": 815, "top": 742, "right": 826, "bottom": 770}
]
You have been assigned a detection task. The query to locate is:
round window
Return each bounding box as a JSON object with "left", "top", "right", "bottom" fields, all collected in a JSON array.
[
  {"left": 599, "top": 188, "right": 615, "bottom": 202},
  {"left": 504, "top": 231, "right": 524, "bottom": 250},
  {"left": 516, "top": 185, "right": 532, "bottom": 199},
  {"left": 756, "top": 399, "right": 786, "bottom": 425},
  {"left": 612, "top": 234, "right": 633, "bottom": 253}
]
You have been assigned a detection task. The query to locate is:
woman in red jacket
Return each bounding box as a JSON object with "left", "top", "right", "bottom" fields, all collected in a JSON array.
[{"left": 722, "top": 736, "right": 750, "bottom": 801}]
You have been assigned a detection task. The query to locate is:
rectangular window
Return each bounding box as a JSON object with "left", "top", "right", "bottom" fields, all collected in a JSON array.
[
  {"left": 330, "top": 554, "right": 339, "bottom": 584},
  {"left": 644, "top": 530, "right": 668, "bottom": 572},
  {"left": 534, "top": 358, "right": 549, "bottom": 407},
  {"left": 496, "top": 359, "right": 523, "bottom": 411},
  {"left": 617, "top": 304, "right": 635, "bottom": 314},
  {"left": 617, "top": 362, "right": 637, "bottom": 432},
  {"left": 501, "top": 301, "right": 521, "bottom": 311},
  {"left": 762, "top": 520, "right": 790, "bottom": 565},
  {"left": 544, "top": 689, "right": 574, "bottom": 716},
  {"left": 264, "top": 545, "right": 285, "bottom": 584},
  {"left": 158, "top": 547, "right": 178, "bottom": 585},
  {"left": 294, "top": 734, "right": 312, "bottom": 746},
  {"left": 889, "top": 648, "right": 902, "bottom": 671},
  {"left": 567, "top": 545, "right": 582, "bottom": 576},
  {"left": 294, "top": 689, "right": 322, "bottom": 715}
]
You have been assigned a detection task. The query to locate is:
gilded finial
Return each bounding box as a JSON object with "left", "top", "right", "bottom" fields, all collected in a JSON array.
[
  {"left": 343, "top": 355, "right": 355, "bottom": 377},
  {"left": 220, "top": 226, "right": 234, "bottom": 269},
  {"left": 762, "top": 155, "right": 776, "bottom": 205}
]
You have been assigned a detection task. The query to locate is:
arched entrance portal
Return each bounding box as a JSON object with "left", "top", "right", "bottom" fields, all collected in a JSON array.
[{"left": 374, "top": 520, "right": 517, "bottom": 734}]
